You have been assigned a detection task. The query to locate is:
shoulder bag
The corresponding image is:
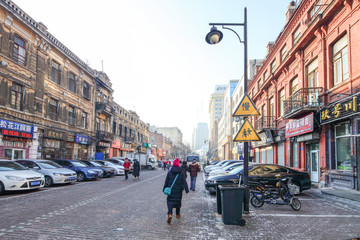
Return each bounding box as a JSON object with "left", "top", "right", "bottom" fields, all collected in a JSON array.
[{"left": 163, "top": 174, "right": 179, "bottom": 196}]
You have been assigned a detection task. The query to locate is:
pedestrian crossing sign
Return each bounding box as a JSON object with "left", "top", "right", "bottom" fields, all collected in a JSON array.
[
  {"left": 233, "top": 118, "right": 261, "bottom": 142},
  {"left": 233, "top": 93, "right": 260, "bottom": 117}
]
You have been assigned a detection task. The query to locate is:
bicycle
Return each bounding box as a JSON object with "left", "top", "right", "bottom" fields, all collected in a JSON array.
[{"left": 250, "top": 177, "right": 301, "bottom": 211}]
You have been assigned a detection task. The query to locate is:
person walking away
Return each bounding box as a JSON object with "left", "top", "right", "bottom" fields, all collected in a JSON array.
[
  {"left": 188, "top": 160, "right": 200, "bottom": 191},
  {"left": 180, "top": 160, "right": 188, "bottom": 179},
  {"left": 132, "top": 159, "right": 140, "bottom": 180},
  {"left": 166, "top": 159, "right": 172, "bottom": 170},
  {"left": 123, "top": 158, "right": 131, "bottom": 180},
  {"left": 163, "top": 158, "right": 189, "bottom": 224},
  {"left": 162, "top": 159, "right": 167, "bottom": 170}
]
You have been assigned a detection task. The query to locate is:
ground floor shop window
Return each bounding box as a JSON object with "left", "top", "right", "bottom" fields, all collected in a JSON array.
[
  {"left": 335, "top": 123, "right": 352, "bottom": 170},
  {"left": 292, "top": 142, "right": 298, "bottom": 168},
  {"left": 277, "top": 142, "right": 284, "bottom": 166}
]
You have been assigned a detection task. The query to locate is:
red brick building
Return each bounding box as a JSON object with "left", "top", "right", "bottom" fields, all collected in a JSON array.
[{"left": 249, "top": 0, "right": 360, "bottom": 191}]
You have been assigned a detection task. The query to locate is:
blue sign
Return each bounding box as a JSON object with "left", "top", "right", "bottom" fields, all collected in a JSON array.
[
  {"left": 75, "top": 134, "right": 92, "bottom": 144},
  {"left": 0, "top": 118, "right": 33, "bottom": 133}
]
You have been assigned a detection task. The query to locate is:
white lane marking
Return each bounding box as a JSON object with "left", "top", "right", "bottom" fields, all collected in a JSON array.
[{"left": 256, "top": 213, "right": 360, "bottom": 217}]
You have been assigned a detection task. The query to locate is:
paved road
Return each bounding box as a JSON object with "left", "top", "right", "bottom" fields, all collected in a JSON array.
[{"left": 1, "top": 169, "right": 360, "bottom": 239}]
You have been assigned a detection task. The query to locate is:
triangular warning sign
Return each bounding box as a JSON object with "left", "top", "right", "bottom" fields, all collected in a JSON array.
[
  {"left": 233, "top": 93, "right": 260, "bottom": 117},
  {"left": 233, "top": 118, "right": 261, "bottom": 142}
]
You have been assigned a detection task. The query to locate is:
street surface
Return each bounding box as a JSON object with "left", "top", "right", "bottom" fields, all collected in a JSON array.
[{"left": 0, "top": 169, "right": 360, "bottom": 240}]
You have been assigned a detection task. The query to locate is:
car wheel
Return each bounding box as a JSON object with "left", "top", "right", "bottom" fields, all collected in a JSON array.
[
  {"left": 77, "top": 172, "right": 86, "bottom": 182},
  {"left": 0, "top": 182, "right": 4, "bottom": 195},
  {"left": 44, "top": 176, "right": 53, "bottom": 187}
]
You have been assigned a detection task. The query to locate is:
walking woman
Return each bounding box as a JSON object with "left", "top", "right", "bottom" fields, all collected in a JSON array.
[
  {"left": 132, "top": 159, "right": 140, "bottom": 180},
  {"left": 163, "top": 158, "right": 189, "bottom": 224},
  {"left": 123, "top": 158, "right": 131, "bottom": 180}
]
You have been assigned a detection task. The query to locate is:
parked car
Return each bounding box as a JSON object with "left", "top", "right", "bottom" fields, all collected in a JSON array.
[
  {"left": 16, "top": 159, "right": 77, "bottom": 187},
  {"left": 96, "top": 160, "right": 124, "bottom": 176},
  {"left": 0, "top": 159, "right": 45, "bottom": 194},
  {"left": 53, "top": 160, "right": 103, "bottom": 182},
  {"left": 205, "top": 164, "right": 311, "bottom": 194},
  {"left": 204, "top": 160, "right": 240, "bottom": 175},
  {"left": 81, "top": 160, "right": 116, "bottom": 178},
  {"left": 108, "top": 157, "right": 134, "bottom": 173},
  {"left": 208, "top": 162, "right": 244, "bottom": 176}
]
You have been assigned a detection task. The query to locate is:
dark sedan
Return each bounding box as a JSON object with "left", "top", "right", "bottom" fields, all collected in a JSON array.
[
  {"left": 205, "top": 164, "right": 311, "bottom": 194},
  {"left": 81, "top": 160, "right": 116, "bottom": 178}
]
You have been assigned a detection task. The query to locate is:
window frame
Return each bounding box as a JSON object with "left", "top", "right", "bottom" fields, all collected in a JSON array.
[
  {"left": 333, "top": 35, "right": 349, "bottom": 85},
  {"left": 69, "top": 72, "right": 76, "bottom": 93},
  {"left": 293, "top": 26, "right": 301, "bottom": 45},
  {"left": 279, "top": 88, "right": 285, "bottom": 117},
  {"left": 11, "top": 83, "right": 23, "bottom": 111},
  {"left": 13, "top": 35, "right": 27, "bottom": 66},
  {"left": 51, "top": 61, "right": 61, "bottom": 85},
  {"left": 280, "top": 45, "right": 287, "bottom": 62},
  {"left": 83, "top": 81, "right": 90, "bottom": 100}
]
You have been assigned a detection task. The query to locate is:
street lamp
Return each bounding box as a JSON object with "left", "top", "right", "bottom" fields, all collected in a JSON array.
[{"left": 205, "top": 7, "right": 250, "bottom": 214}]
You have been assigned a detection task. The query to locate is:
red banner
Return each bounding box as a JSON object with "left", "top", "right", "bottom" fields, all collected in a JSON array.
[{"left": 285, "top": 112, "right": 314, "bottom": 138}]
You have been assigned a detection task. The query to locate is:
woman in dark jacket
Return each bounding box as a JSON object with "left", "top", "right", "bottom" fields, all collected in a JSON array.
[
  {"left": 163, "top": 158, "right": 189, "bottom": 224},
  {"left": 132, "top": 159, "right": 140, "bottom": 180},
  {"left": 180, "top": 160, "right": 188, "bottom": 179}
]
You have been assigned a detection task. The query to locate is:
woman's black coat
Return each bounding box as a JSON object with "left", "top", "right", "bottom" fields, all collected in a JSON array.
[
  {"left": 163, "top": 166, "right": 189, "bottom": 204},
  {"left": 132, "top": 160, "right": 140, "bottom": 177}
]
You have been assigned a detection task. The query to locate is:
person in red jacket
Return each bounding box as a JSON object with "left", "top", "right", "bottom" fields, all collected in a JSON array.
[
  {"left": 188, "top": 160, "right": 200, "bottom": 191},
  {"left": 123, "top": 158, "right": 131, "bottom": 180},
  {"left": 166, "top": 159, "right": 172, "bottom": 170}
]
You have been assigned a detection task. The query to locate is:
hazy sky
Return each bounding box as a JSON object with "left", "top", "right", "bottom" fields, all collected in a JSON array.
[{"left": 14, "top": 0, "right": 291, "bottom": 144}]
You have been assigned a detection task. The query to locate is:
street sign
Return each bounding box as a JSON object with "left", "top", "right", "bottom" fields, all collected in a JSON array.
[
  {"left": 233, "top": 118, "right": 261, "bottom": 142},
  {"left": 233, "top": 93, "right": 260, "bottom": 117}
]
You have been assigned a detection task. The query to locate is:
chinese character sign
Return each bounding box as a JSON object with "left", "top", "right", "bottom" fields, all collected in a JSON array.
[
  {"left": 320, "top": 96, "right": 359, "bottom": 124},
  {"left": 0, "top": 119, "right": 33, "bottom": 133},
  {"left": 285, "top": 113, "right": 314, "bottom": 138}
]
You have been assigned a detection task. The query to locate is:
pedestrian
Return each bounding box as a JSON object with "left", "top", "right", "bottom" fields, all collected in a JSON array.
[
  {"left": 166, "top": 159, "right": 171, "bottom": 170},
  {"left": 188, "top": 160, "right": 200, "bottom": 191},
  {"left": 180, "top": 160, "right": 188, "bottom": 179},
  {"left": 132, "top": 159, "right": 140, "bottom": 180},
  {"left": 163, "top": 158, "right": 189, "bottom": 224},
  {"left": 123, "top": 158, "right": 131, "bottom": 180},
  {"left": 162, "top": 159, "right": 167, "bottom": 170}
]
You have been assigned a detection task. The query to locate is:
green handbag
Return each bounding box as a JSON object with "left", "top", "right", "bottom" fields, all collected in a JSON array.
[{"left": 163, "top": 174, "right": 179, "bottom": 196}]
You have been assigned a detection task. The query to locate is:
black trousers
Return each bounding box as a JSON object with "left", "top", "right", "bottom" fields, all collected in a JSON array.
[{"left": 125, "top": 170, "right": 129, "bottom": 179}]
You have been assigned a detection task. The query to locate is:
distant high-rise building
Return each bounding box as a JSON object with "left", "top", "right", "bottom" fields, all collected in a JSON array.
[
  {"left": 155, "top": 127, "right": 183, "bottom": 145},
  {"left": 193, "top": 123, "right": 209, "bottom": 151}
]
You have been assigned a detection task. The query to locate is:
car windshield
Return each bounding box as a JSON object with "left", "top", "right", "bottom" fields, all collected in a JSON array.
[
  {"left": 103, "top": 161, "right": 115, "bottom": 166},
  {"left": 89, "top": 161, "right": 102, "bottom": 167},
  {"left": 72, "top": 161, "right": 88, "bottom": 167},
  {"left": 0, "top": 161, "right": 28, "bottom": 171},
  {"left": 38, "top": 161, "right": 61, "bottom": 169},
  {"left": 228, "top": 165, "right": 244, "bottom": 175}
]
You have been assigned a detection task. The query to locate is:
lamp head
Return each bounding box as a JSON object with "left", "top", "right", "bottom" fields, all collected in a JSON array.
[{"left": 205, "top": 26, "right": 223, "bottom": 45}]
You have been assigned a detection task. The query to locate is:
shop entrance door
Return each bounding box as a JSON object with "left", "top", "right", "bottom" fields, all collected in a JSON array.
[
  {"left": 4, "top": 149, "right": 24, "bottom": 160},
  {"left": 311, "top": 150, "right": 319, "bottom": 182}
]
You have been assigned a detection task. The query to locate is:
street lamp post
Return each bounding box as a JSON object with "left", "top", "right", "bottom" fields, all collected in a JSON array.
[{"left": 205, "top": 7, "right": 250, "bottom": 214}]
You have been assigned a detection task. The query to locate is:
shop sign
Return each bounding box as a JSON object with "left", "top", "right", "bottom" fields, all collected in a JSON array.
[
  {"left": 142, "top": 143, "right": 149, "bottom": 148},
  {"left": 120, "top": 142, "right": 131, "bottom": 151},
  {"left": 2, "top": 129, "right": 33, "bottom": 139},
  {"left": 158, "top": 148, "right": 163, "bottom": 156},
  {"left": 163, "top": 150, "right": 166, "bottom": 156},
  {"left": 252, "top": 133, "right": 267, "bottom": 147},
  {"left": 139, "top": 147, "right": 147, "bottom": 153},
  {"left": 44, "top": 130, "right": 66, "bottom": 140},
  {"left": 75, "top": 134, "right": 92, "bottom": 145},
  {"left": 285, "top": 113, "right": 313, "bottom": 138},
  {"left": 3, "top": 141, "right": 24, "bottom": 148},
  {"left": 265, "top": 130, "right": 274, "bottom": 144},
  {"left": 320, "top": 95, "right": 360, "bottom": 124},
  {"left": 0, "top": 119, "right": 33, "bottom": 133},
  {"left": 111, "top": 141, "right": 121, "bottom": 148},
  {"left": 97, "top": 141, "right": 110, "bottom": 148}
]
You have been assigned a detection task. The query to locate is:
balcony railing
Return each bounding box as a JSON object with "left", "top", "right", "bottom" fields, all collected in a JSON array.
[
  {"left": 95, "top": 102, "right": 113, "bottom": 116},
  {"left": 283, "top": 87, "right": 323, "bottom": 119},
  {"left": 255, "top": 116, "right": 276, "bottom": 131},
  {"left": 123, "top": 136, "right": 135, "bottom": 143},
  {"left": 96, "top": 131, "right": 114, "bottom": 141}
]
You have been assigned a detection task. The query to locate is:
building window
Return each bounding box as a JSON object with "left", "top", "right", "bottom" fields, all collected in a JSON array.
[
  {"left": 95, "top": 118, "right": 100, "bottom": 131},
  {"left": 291, "top": 78, "right": 298, "bottom": 95},
  {"left": 102, "top": 119, "right": 106, "bottom": 132},
  {"left": 119, "top": 124, "right": 122, "bottom": 136},
  {"left": 69, "top": 72, "right": 76, "bottom": 93},
  {"left": 13, "top": 35, "right": 27, "bottom": 66},
  {"left": 333, "top": 35, "right": 349, "bottom": 85},
  {"left": 335, "top": 123, "right": 351, "bottom": 171},
  {"left": 281, "top": 45, "right": 287, "bottom": 62},
  {"left": 263, "top": 71, "right": 268, "bottom": 81},
  {"left": 269, "top": 97, "right": 274, "bottom": 116},
  {"left": 310, "top": 0, "right": 320, "bottom": 19},
  {"left": 293, "top": 26, "right": 301, "bottom": 45},
  {"left": 279, "top": 88, "right": 285, "bottom": 117},
  {"left": 68, "top": 106, "right": 76, "bottom": 125},
  {"left": 49, "top": 98, "right": 58, "bottom": 121},
  {"left": 11, "top": 83, "right": 23, "bottom": 111},
  {"left": 81, "top": 112, "right": 88, "bottom": 128},
  {"left": 51, "top": 61, "right": 61, "bottom": 85},
  {"left": 271, "top": 60, "right": 276, "bottom": 74},
  {"left": 258, "top": 79, "right": 262, "bottom": 91},
  {"left": 83, "top": 82, "right": 90, "bottom": 100}
]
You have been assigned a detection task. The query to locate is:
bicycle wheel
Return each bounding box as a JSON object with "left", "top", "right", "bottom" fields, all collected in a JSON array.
[
  {"left": 290, "top": 197, "right": 301, "bottom": 211},
  {"left": 251, "top": 195, "right": 264, "bottom": 208}
]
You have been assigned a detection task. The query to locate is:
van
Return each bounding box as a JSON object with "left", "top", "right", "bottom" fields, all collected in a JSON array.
[{"left": 186, "top": 155, "right": 199, "bottom": 164}]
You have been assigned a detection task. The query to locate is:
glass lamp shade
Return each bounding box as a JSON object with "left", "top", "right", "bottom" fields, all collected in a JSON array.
[{"left": 205, "top": 27, "right": 223, "bottom": 45}]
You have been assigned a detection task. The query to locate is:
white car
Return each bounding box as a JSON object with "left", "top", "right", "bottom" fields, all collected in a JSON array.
[
  {"left": 0, "top": 159, "right": 45, "bottom": 194},
  {"left": 96, "top": 160, "right": 124, "bottom": 175},
  {"left": 209, "top": 162, "right": 243, "bottom": 176},
  {"left": 16, "top": 159, "right": 77, "bottom": 187}
]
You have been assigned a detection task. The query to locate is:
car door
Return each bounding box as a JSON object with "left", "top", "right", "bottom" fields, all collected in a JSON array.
[{"left": 248, "top": 165, "right": 264, "bottom": 186}]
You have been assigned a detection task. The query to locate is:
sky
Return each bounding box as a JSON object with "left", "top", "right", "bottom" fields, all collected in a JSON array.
[{"left": 14, "top": 0, "right": 292, "bottom": 144}]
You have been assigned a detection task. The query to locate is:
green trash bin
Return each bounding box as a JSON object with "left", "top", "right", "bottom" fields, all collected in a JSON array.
[
  {"left": 216, "top": 185, "right": 222, "bottom": 214},
  {"left": 219, "top": 185, "right": 246, "bottom": 226}
]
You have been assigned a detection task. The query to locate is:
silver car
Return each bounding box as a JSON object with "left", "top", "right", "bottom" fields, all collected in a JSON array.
[
  {"left": 96, "top": 160, "right": 124, "bottom": 175},
  {"left": 16, "top": 159, "right": 77, "bottom": 187}
]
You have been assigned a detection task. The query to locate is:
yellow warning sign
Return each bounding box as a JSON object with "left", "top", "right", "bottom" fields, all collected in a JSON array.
[
  {"left": 233, "top": 118, "right": 261, "bottom": 142},
  {"left": 233, "top": 93, "right": 260, "bottom": 117}
]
